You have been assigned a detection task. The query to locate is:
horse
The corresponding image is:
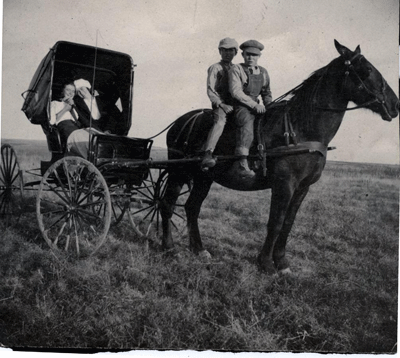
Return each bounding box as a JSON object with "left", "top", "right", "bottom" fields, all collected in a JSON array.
[{"left": 159, "top": 40, "right": 399, "bottom": 275}]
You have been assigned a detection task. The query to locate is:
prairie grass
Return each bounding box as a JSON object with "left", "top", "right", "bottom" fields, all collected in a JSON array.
[{"left": 0, "top": 139, "right": 398, "bottom": 352}]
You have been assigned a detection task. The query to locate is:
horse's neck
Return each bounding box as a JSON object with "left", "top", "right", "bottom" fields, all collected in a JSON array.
[{"left": 296, "top": 69, "right": 348, "bottom": 146}]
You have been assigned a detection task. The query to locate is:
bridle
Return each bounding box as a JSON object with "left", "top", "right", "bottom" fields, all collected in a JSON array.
[{"left": 316, "top": 53, "right": 388, "bottom": 112}]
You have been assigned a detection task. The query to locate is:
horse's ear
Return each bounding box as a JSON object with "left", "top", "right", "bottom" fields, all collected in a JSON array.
[
  {"left": 334, "top": 39, "right": 351, "bottom": 58},
  {"left": 354, "top": 45, "right": 361, "bottom": 54}
]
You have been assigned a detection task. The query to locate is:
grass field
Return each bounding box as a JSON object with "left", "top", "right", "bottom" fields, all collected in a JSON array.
[{"left": 0, "top": 139, "right": 398, "bottom": 353}]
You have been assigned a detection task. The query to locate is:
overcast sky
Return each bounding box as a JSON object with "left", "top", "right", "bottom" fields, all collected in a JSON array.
[{"left": 1, "top": 0, "right": 399, "bottom": 164}]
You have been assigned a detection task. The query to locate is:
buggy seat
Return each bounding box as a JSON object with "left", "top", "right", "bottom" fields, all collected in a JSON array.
[{"left": 89, "top": 133, "right": 153, "bottom": 186}]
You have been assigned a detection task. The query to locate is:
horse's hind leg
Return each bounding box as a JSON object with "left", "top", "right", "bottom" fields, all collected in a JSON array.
[
  {"left": 185, "top": 175, "right": 213, "bottom": 255},
  {"left": 273, "top": 186, "right": 309, "bottom": 272},
  {"left": 159, "top": 172, "right": 186, "bottom": 251}
]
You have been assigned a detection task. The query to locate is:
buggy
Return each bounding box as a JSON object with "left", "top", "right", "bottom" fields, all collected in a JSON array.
[{"left": 1, "top": 41, "right": 191, "bottom": 256}]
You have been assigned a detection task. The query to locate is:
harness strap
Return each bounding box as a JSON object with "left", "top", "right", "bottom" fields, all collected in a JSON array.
[
  {"left": 282, "top": 104, "right": 298, "bottom": 147},
  {"left": 283, "top": 113, "right": 290, "bottom": 146},
  {"left": 316, "top": 98, "right": 380, "bottom": 112},
  {"left": 267, "top": 141, "right": 328, "bottom": 158},
  {"left": 173, "top": 111, "right": 202, "bottom": 145},
  {"left": 184, "top": 112, "right": 203, "bottom": 150},
  {"left": 172, "top": 110, "right": 205, "bottom": 155},
  {"left": 255, "top": 116, "right": 267, "bottom": 176},
  {"left": 256, "top": 102, "right": 299, "bottom": 176},
  {"left": 288, "top": 116, "right": 298, "bottom": 145},
  {"left": 146, "top": 119, "right": 178, "bottom": 140}
]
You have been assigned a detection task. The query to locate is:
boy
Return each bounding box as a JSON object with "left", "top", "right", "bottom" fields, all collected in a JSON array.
[
  {"left": 202, "top": 37, "right": 239, "bottom": 169},
  {"left": 229, "top": 40, "right": 272, "bottom": 178}
]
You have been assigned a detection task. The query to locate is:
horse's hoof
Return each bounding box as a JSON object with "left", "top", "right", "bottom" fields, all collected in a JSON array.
[
  {"left": 278, "top": 267, "right": 292, "bottom": 276},
  {"left": 163, "top": 247, "right": 177, "bottom": 257},
  {"left": 274, "top": 256, "right": 290, "bottom": 271},
  {"left": 277, "top": 267, "right": 296, "bottom": 283},
  {"left": 257, "top": 255, "right": 277, "bottom": 275},
  {"left": 198, "top": 249, "right": 212, "bottom": 261}
]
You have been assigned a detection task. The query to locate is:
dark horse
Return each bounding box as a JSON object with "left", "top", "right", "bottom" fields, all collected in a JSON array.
[{"left": 160, "top": 40, "right": 399, "bottom": 275}]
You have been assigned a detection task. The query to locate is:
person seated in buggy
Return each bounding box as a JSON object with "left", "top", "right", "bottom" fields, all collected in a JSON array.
[
  {"left": 50, "top": 81, "right": 80, "bottom": 143},
  {"left": 50, "top": 78, "right": 123, "bottom": 158}
]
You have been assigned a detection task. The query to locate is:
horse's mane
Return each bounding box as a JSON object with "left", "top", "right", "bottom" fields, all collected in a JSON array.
[{"left": 272, "top": 58, "right": 338, "bottom": 128}]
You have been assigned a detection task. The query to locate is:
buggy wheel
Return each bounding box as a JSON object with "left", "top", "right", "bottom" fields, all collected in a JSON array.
[
  {"left": 36, "top": 157, "right": 111, "bottom": 257},
  {"left": 108, "top": 183, "right": 130, "bottom": 227},
  {"left": 127, "top": 169, "right": 191, "bottom": 238},
  {"left": 0, "top": 144, "right": 24, "bottom": 227}
]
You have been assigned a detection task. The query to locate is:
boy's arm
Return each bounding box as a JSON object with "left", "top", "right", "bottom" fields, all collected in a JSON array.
[
  {"left": 229, "top": 65, "right": 258, "bottom": 109},
  {"left": 207, "top": 64, "right": 223, "bottom": 107}
]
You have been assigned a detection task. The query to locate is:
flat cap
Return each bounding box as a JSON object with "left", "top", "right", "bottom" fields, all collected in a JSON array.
[
  {"left": 218, "top": 37, "right": 238, "bottom": 51},
  {"left": 239, "top": 40, "right": 264, "bottom": 55}
]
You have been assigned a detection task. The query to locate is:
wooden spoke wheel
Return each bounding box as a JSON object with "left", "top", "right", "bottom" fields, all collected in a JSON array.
[
  {"left": 0, "top": 144, "right": 23, "bottom": 227},
  {"left": 36, "top": 157, "right": 111, "bottom": 257},
  {"left": 127, "top": 169, "right": 191, "bottom": 238},
  {"left": 108, "top": 183, "right": 131, "bottom": 227}
]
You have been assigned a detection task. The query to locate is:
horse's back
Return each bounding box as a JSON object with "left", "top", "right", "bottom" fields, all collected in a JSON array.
[
  {"left": 166, "top": 105, "right": 286, "bottom": 161},
  {"left": 167, "top": 108, "right": 237, "bottom": 160}
]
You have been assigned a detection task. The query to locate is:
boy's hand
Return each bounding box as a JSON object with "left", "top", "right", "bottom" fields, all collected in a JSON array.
[
  {"left": 219, "top": 103, "right": 233, "bottom": 114},
  {"left": 254, "top": 104, "right": 266, "bottom": 114}
]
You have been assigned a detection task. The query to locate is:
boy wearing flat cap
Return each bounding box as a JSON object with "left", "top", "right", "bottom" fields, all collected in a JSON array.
[
  {"left": 202, "top": 37, "right": 239, "bottom": 169},
  {"left": 229, "top": 39, "right": 272, "bottom": 178}
]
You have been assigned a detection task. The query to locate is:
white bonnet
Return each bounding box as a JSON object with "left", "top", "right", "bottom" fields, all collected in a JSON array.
[{"left": 74, "top": 78, "right": 91, "bottom": 90}]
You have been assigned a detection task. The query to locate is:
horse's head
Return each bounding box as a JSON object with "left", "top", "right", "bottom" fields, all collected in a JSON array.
[{"left": 334, "top": 40, "right": 399, "bottom": 121}]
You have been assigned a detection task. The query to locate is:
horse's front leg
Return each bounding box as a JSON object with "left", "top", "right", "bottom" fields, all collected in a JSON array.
[
  {"left": 272, "top": 186, "right": 309, "bottom": 272},
  {"left": 184, "top": 175, "right": 213, "bottom": 255},
  {"left": 258, "top": 179, "right": 295, "bottom": 274},
  {"left": 159, "top": 173, "right": 185, "bottom": 251}
]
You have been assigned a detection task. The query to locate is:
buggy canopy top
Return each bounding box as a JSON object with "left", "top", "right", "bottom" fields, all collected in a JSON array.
[{"left": 21, "top": 41, "right": 135, "bottom": 136}]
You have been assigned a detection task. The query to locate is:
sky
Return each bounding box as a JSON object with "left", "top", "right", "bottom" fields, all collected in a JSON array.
[{"left": 1, "top": 0, "right": 399, "bottom": 164}]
